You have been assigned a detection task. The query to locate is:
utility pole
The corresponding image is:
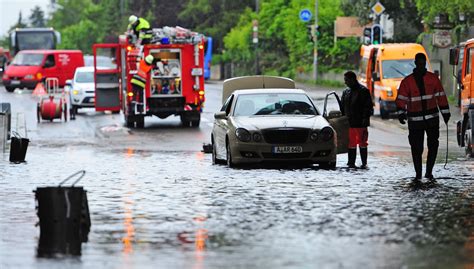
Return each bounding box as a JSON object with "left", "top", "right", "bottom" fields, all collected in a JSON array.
[
  {"left": 313, "top": 0, "right": 318, "bottom": 82},
  {"left": 254, "top": 0, "right": 260, "bottom": 75}
]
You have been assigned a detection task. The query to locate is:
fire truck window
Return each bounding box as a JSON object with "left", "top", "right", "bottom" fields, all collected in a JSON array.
[{"left": 44, "top": 55, "right": 55, "bottom": 68}]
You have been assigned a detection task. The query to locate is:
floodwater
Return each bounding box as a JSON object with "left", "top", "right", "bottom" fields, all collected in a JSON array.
[{"left": 1, "top": 144, "right": 473, "bottom": 269}]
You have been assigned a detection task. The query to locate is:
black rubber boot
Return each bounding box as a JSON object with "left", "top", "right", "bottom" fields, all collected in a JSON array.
[
  {"left": 360, "top": 147, "right": 368, "bottom": 169},
  {"left": 347, "top": 148, "right": 356, "bottom": 168},
  {"left": 412, "top": 151, "right": 422, "bottom": 179}
]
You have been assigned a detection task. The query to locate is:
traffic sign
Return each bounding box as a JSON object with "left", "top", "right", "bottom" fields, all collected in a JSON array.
[
  {"left": 371, "top": 2, "right": 385, "bottom": 16},
  {"left": 299, "top": 9, "right": 312, "bottom": 22}
]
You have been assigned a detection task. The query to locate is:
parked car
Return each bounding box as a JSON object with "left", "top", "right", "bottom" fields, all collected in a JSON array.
[
  {"left": 67, "top": 66, "right": 100, "bottom": 115},
  {"left": 211, "top": 76, "right": 349, "bottom": 168}
]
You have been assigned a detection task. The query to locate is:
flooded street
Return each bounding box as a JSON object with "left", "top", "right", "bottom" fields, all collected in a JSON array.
[{"left": 1, "top": 83, "right": 473, "bottom": 268}]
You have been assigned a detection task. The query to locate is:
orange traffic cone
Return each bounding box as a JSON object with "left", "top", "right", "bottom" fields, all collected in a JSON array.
[{"left": 32, "top": 82, "right": 46, "bottom": 96}]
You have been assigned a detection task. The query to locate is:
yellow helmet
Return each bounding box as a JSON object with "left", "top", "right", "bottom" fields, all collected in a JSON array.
[
  {"left": 145, "top": 55, "right": 154, "bottom": 64},
  {"left": 128, "top": 15, "right": 138, "bottom": 24}
]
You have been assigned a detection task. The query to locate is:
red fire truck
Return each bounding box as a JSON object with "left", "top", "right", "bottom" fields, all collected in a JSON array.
[{"left": 92, "top": 26, "right": 206, "bottom": 128}]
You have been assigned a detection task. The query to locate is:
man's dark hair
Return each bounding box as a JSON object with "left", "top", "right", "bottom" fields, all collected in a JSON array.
[
  {"left": 415, "top": 53, "right": 426, "bottom": 61},
  {"left": 344, "top": 71, "right": 357, "bottom": 80}
]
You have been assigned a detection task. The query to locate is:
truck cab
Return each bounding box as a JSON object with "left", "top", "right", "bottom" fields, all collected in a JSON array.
[
  {"left": 450, "top": 38, "right": 474, "bottom": 157},
  {"left": 358, "top": 43, "right": 431, "bottom": 119}
]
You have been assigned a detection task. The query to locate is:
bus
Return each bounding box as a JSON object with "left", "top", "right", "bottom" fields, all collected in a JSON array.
[
  {"left": 9, "top": 28, "right": 61, "bottom": 56},
  {"left": 204, "top": 37, "right": 212, "bottom": 80}
]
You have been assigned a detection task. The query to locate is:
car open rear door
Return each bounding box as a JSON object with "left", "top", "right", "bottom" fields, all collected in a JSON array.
[
  {"left": 93, "top": 44, "right": 121, "bottom": 112},
  {"left": 323, "top": 91, "right": 349, "bottom": 154}
]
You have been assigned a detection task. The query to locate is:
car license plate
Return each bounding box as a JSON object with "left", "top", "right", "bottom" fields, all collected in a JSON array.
[
  {"left": 272, "top": 146, "right": 303, "bottom": 154},
  {"left": 11, "top": 80, "right": 20, "bottom": 85}
]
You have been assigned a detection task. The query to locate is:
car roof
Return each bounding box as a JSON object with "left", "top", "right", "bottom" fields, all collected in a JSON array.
[
  {"left": 222, "top": 76, "right": 295, "bottom": 103},
  {"left": 233, "top": 88, "right": 307, "bottom": 96},
  {"left": 75, "top": 66, "right": 108, "bottom": 72}
]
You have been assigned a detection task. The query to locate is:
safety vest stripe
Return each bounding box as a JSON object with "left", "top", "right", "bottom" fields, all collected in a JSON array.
[
  {"left": 397, "top": 95, "right": 409, "bottom": 101},
  {"left": 440, "top": 109, "right": 450, "bottom": 114},
  {"left": 132, "top": 75, "right": 146, "bottom": 83},
  {"left": 434, "top": 92, "right": 445, "bottom": 97},
  {"left": 131, "top": 78, "right": 146, "bottom": 88},
  {"left": 408, "top": 113, "right": 439, "bottom": 121}
]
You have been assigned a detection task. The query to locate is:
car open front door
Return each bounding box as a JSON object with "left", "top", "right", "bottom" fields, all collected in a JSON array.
[
  {"left": 323, "top": 91, "right": 349, "bottom": 154},
  {"left": 93, "top": 44, "right": 121, "bottom": 112}
]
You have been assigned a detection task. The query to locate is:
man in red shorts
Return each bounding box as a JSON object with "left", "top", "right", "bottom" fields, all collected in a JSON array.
[{"left": 341, "top": 71, "right": 374, "bottom": 168}]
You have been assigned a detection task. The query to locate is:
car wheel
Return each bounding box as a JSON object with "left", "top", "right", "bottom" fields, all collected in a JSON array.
[
  {"left": 180, "top": 114, "right": 190, "bottom": 127},
  {"left": 136, "top": 116, "right": 145, "bottom": 128},
  {"left": 37, "top": 104, "right": 41, "bottom": 123},
  {"left": 319, "top": 161, "right": 336, "bottom": 169},
  {"left": 5, "top": 86, "right": 15, "bottom": 92},
  {"left": 379, "top": 100, "right": 388, "bottom": 119},
  {"left": 226, "top": 142, "right": 235, "bottom": 168}
]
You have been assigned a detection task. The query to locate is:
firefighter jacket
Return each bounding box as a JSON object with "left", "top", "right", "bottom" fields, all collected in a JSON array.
[
  {"left": 341, "top": 83, "right": 373, "bottom": 128},
  {"left": 130, "top": 18, "right": 153, "bottom": 41},
  {"left": 396, "top": 69, "right": 450, "bottom": 129},
  {"left": 131, "top": 59, "right": 152, "bottom": 89}
]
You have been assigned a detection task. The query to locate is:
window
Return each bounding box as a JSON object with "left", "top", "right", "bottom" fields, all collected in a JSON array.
[
  {"left": 466, "top": 48, "right": 472, "bottom": 75},
  {"left": 221, "top": 95, "right": 234, "bottom": 115},
  {"left": 75, "top": 71, "right": 94, "bottom": 83},
  {"left": 11, "top": 53, "right": 44, "bottom": 66},
  {"left": 233, "top": 93, "right": 317, "bottom": 116},
  {"left": 44, "top": 54, "right": 55, "bottom": 68},
  {"left": 381, "top": 60, "right": 415, "bottom": 79},
  {"left": 358, "top": 58, "right": 368, "bottom": 78}
]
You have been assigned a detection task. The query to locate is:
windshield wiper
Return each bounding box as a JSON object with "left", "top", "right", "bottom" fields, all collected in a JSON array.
[{"left": 390, "top": 66, "right": 407, "bottom": 77}]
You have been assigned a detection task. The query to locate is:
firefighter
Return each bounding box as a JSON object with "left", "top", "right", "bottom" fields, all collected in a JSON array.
[
  {"left": 396, "top": 53, "right": 450, "bottom": 181},
  {"left": 131, "top": 54, "right": 154, "bottom": 112},
  {"left": 128, "top": 15, "right": 153, "bottom": 45},
  {"left": 341, "top": 71, "right": 373, "bottom": 169}
]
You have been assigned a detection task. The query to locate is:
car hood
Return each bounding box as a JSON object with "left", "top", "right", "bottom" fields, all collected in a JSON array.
[
  {"left": 232, "top": 115, "right": 329, "bottom": 130},
  {"left": 72, "top": 82, "right": 95, "bottom": 91},
  {"left": 5, "top": 65, "right": 41, "bottom": 77}
]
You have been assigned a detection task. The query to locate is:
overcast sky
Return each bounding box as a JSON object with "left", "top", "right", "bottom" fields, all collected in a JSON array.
[{"left": 0, "top": 0, "right": 51, "bottom": 37}]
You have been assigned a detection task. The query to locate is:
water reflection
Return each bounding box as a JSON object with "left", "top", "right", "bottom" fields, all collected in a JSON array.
[{"left": 122, "top": 194, "right": 135, "bottom": 254}]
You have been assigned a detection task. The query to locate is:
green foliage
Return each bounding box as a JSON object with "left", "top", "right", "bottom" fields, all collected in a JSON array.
[
  {"left": 415, "top": 0, "right": 473, "bottom": 27},
  {"left": 29, "top": 6, "right": 46, "bottom": 27},
  {"left": 222, "top": 0, "right": 355, "bottom": 78}
]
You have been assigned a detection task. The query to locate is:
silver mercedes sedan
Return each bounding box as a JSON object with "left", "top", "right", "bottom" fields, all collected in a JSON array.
[{"left": 211, "top": 76, "right": 348, "bottom": 168}]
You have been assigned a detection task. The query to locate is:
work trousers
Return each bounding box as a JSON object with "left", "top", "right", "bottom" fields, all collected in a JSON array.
[{"left": 408, "top": 126, "right": 439, "bottom": 178}]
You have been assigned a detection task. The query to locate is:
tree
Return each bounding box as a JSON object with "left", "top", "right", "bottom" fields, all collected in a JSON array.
[
  {"left": 29, "top": 6, "right": 46, "bottom": 27},
  {"left": 11, "top": 12, "right": 28, "bottom": 30}
]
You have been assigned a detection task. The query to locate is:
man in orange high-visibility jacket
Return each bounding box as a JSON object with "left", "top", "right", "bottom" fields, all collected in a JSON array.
[
  {"left": 131, "top": 54, "right": 154, "bottom": 112},
  {"left": 396, "top": 53, "right": 450, "bottom": 181}
]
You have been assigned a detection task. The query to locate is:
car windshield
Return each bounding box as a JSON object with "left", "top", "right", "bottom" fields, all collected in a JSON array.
[
  {"left": 381, "top": 60, "right": 415, "bottom": 79},
  {"left": 234, "top": 93, "right": 318, "bottom": 116},
  {"left": 75, "top": 71, "right": 94, "bottom": 83},
  {"left": 11, "top": 53, "right": 44, "bottom": 66}
]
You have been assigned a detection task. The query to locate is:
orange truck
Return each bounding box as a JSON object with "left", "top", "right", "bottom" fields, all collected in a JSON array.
[
  {"left": 450, "top": 38, "right": 474, "bottom": 157},
  {"left": 358, "top": 43, "right": 431, "bottom": 119}
]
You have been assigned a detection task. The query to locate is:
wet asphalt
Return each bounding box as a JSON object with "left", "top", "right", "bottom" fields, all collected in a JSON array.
[{"left": 0, "top": 83, "right": 473, "bottom": 269}]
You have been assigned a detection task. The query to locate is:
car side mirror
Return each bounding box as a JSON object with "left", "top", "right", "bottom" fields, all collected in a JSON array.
[
  {"left": 214, "top": 111, "right": 227, "bottom": 120},
  {"left": 327, "top": 110, "right": 342, "bottom": 119},
  {"left": 44, "top": 62, "right": 54, "bottom": 68},
  {"left": 372, "top": 72, "right": 380, "bottom": 81},
  {"left": 65, "top": 79, "right": 72, "bottom": 87}
]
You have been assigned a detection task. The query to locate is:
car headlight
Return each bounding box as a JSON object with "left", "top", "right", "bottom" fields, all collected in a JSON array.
[
  {"left": 72, "top": 89, "right": 80, "bottom": 95},
  {"left": 310, "top": 131, "right": 319, "bottom": 142},
  {"left": 24, "top": 74, "right": 34, "bottom": 79},
  {"left": 320, "top": 127, "right": 334, "bottom": 141},
  {"left": 235, "top": 128, "right": 251, "bottom": 142},
  {"left": 252, "top": 132, "right": 262, "bottom": 142}
]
